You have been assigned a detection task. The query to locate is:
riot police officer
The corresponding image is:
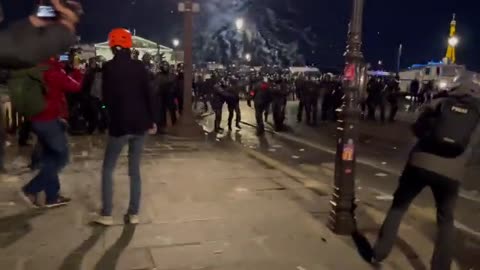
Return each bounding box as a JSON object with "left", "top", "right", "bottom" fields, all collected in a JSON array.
[
  {"left": 211, "top": 77, "right": 226, "bottom": 133},
  {"left": 225, "top": 75, "right": 242, "bottom": 130},
  {"left": 304, "top": 75, "right": 320, "bottom": 126},
  {"left": 385, "top": 75, "right": 400, "bottom": 122},
  {"left": 153, "top": 61, "right": 176, "bottom": 131},
  {"left": 271, "top": 73, "right": 288, "bottom": 131},
  {"left": 248, "top": 75, "right": 271, "bottom": 136}
]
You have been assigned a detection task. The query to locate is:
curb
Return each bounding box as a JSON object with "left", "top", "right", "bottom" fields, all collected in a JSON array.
[{"left": 231, "top": 132, "right": 480, "bottom": 240}]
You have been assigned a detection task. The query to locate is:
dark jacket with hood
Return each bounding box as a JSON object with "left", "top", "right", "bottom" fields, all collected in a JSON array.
[
  {"left": 409, "top": 84, "right": 480, "bottom": 182},
  {"left": 102, "top": 49, "right": 154, "bottom": 137}
]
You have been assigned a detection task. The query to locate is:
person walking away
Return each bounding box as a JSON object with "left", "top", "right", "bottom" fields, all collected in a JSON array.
[
  {"left": 320, "top": 75, "right": 334, "bottom": 121},
  {"left": 271, "top": 74, "right": 288, "bottom": 131},
  {"left": 19, "top": 57, "right": 82, "bottom": 208},
  {"left": 304, "top": 76, "right": 320, "bottom": 126},
  {"left": 409, "top": 77, "right": 420, "bottom": 110},
  {"left": 367, "top": 77, "right": 386, "bottom": 122},
  {"left": 94, "top": 28, "right": 155, "bottom": 226},
  {"left": 225, "top": 76, "right": 241, "bottom": 131},
  {"left": 386, "top": 75, "right": 400, "bottom": 122},
  {"left": 248, "top": 76, "right": 271, "bottom": 136},
  {"left": 296, "top": 75, "right": 307, "bottom": 123},
  {"left": 153, "top": 61, "right": 176, "bottom": 133},
  {"left": 372, "top": 73, "right": 480, "bottom": 269},
  {"left": 211, "top": 77, "right": 226, "bottom": 133}
]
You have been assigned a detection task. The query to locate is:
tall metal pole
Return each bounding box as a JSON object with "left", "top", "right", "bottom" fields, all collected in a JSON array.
[
  {"left": 397, "top": 44, "right": 403, "bottom": 74},
  {"left": 183, "top": 1, "right": 193, "bottom": 119},
  {"left": 174, "top": 1, "right": 203, "bottom": 137},
  {"left": 328, "top": 0, "right": 366, "bottom": 235}
]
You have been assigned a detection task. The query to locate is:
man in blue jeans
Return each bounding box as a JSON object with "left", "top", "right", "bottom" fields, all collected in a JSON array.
[
  {"left": 21, "top": 58, "right": 81, "bottom": 208},
  {"left": 94, "top": 28, "right": 155, "bottom": 226}
]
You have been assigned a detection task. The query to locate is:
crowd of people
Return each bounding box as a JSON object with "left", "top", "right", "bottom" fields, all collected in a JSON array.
[
  {"left": 189, "top": 69, "right": 402, "bottom": 136},
  {"left": 1, "top": 2, "right": 479, "bottom": 269}
]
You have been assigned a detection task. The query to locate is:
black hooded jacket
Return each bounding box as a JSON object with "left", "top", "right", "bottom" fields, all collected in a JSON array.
[{"left": 102, "top": 50, "right": 155, "bottom": 137}]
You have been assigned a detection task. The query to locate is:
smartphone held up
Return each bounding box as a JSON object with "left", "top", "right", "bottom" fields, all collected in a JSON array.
[
  {"left": 36, "top": 0, "right": 57, "bottom": 19},
  {"left": 36, "top": 0, "right": 83, "bottom": 20}
]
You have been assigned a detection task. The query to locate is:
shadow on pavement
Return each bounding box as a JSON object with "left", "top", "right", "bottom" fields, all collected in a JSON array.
[
  {"left": 59, "top": 226, "right": 107, "bottom": 270},
  {"left": 94, "top": 224, "right": 137, "bottom": 270},
  {"left": 354, "top": 209, "right": 428, "bottom": 270},
  {"left": 352, "top": 231, "right": 374, "bottom": 262},
  {"left": 0, "top": 210, "right": 44, "bottom": 248}
]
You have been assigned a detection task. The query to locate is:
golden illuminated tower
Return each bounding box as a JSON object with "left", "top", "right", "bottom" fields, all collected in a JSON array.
[{"left": 444, "top": 14, "right": 458, "bottom": 64}]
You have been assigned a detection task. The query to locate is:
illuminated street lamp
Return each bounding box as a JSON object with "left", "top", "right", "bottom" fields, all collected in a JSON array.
[
  {"left": 172, "top": 39, "right": 180, "bottom": 66},
  {"left": 172, "top": 38, "right": 180, "bottom": 48},
  {"left": 245, "top": 53, "right": 252, "bottom": 62},
  {"left": 448, "top": 36, "right": 459, "bottom": 47},
  {"left": 235, "top": 18, "right": 244, "bottom": 31}
]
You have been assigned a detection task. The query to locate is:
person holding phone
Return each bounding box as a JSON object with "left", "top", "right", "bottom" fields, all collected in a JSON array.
[{"left": 0, "top": 0, "right": 81, "bottom": 69}]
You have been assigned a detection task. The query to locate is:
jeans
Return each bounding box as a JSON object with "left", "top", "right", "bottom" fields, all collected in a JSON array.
[
  {"left": 374, "top": 165, "right": 460, "bottom": 270},
  {"left": 23, "top": 120, "right": 69, "bottom": 203},
  {"left": 101, "top": 134, "right": 146, "bottom": 216},
  {"left": 30, "top": 141, "right": 42, "bottom": 170}
]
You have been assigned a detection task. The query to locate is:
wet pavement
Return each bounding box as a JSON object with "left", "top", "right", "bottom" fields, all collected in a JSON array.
[{"left": 201, "top": 101, "right": 480, "bottom": 269}]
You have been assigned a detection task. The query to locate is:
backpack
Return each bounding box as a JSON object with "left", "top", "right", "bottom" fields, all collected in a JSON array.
[
  {"left": 7, "top": 67, "right": 48, "bottom": 118},
  {"left": 416, "top": 95, "right": 480, "bottom": 158}
]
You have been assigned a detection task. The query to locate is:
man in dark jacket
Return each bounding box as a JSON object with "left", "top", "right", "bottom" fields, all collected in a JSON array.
[
  {"left": 95, "top": 28, "right": 155, "bottom": 226},
  {"left": 249, "top": 76, "right": 272, "bottom": 136},
  {"left": 0, "top": 0, "right": 80, "bottom": 69},
  {"left": 373, "top": 73, "right": 480, "bottom": 269},
  {"left": 153, "top": 61, "right": 176, "bottom": 131},
  {"left": 271, "top": 74, "right": 288, "bottom": 131},
  {"left": 225, "top": 76, "right": 242, "bottom": 131}
]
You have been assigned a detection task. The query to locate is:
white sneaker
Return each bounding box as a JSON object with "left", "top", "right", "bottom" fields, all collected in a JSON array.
[
  {"left": 127, "top": 215, "right": 139, "bottom": 224},
  {"left": 94, "top": 215, "right": 114, "bottom": 226}
]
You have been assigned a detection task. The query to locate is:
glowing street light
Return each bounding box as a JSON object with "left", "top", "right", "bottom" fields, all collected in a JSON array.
[
  {"left": 235, "top": 18, "right": 244, "bottom": 31},
  {"left": 448, "top": 36, "right": 459, "bottom": 47},
  {"left": 172, "top": 38, "right": 180, "bottom": 48},
  {"left": 245, "top": 53, "right": 252, "bottom": 62}
]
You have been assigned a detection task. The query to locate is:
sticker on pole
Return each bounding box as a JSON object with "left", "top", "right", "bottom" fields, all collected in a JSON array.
[
  {"left": 342, "top": 139, "right": 355, "bottom": 161},
  {"left": 344, "top": 63, "right": 356, "bottom": 81}
]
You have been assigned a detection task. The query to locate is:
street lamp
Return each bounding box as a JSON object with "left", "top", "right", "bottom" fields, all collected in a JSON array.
[
  {"left": 328, "top": 0, "right": 366, "bottom": 235},
  {"left": 172, "top": 39, "right": 180, "bottom": 66},
  {"left": 235, "top": 18, "right": 244, "bottom": 31},
  {"left": 172, "top": 38, "right": 180, "bottom": 48},
  {"left": 448, "top": 36, "right": 459, "bottom": 47}
]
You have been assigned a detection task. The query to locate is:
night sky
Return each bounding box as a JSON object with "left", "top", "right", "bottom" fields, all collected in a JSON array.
[{"left": 1, "top": 0, "right": 478, "bottom": 71}]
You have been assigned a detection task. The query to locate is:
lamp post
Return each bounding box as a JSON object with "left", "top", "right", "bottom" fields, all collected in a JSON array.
[
  {"left": 176, "top": 0, "right": 203, "bottom": 137},
  {"left": 172, "top": 38, "right": 180, "bottom": 66},
  {"left": 328, "top": 0, "right": 367, "bottom": 235},
  {"left": 245, "top": 53, "right": 251, "bottom": 63},
  {"left": 235, "top": 18, "right": 244, "bottom": 31}
]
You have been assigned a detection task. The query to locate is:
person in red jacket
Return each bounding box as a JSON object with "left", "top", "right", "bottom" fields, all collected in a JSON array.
[{"left": 21, "top": 57, "right": 81, "bottom": 208}]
